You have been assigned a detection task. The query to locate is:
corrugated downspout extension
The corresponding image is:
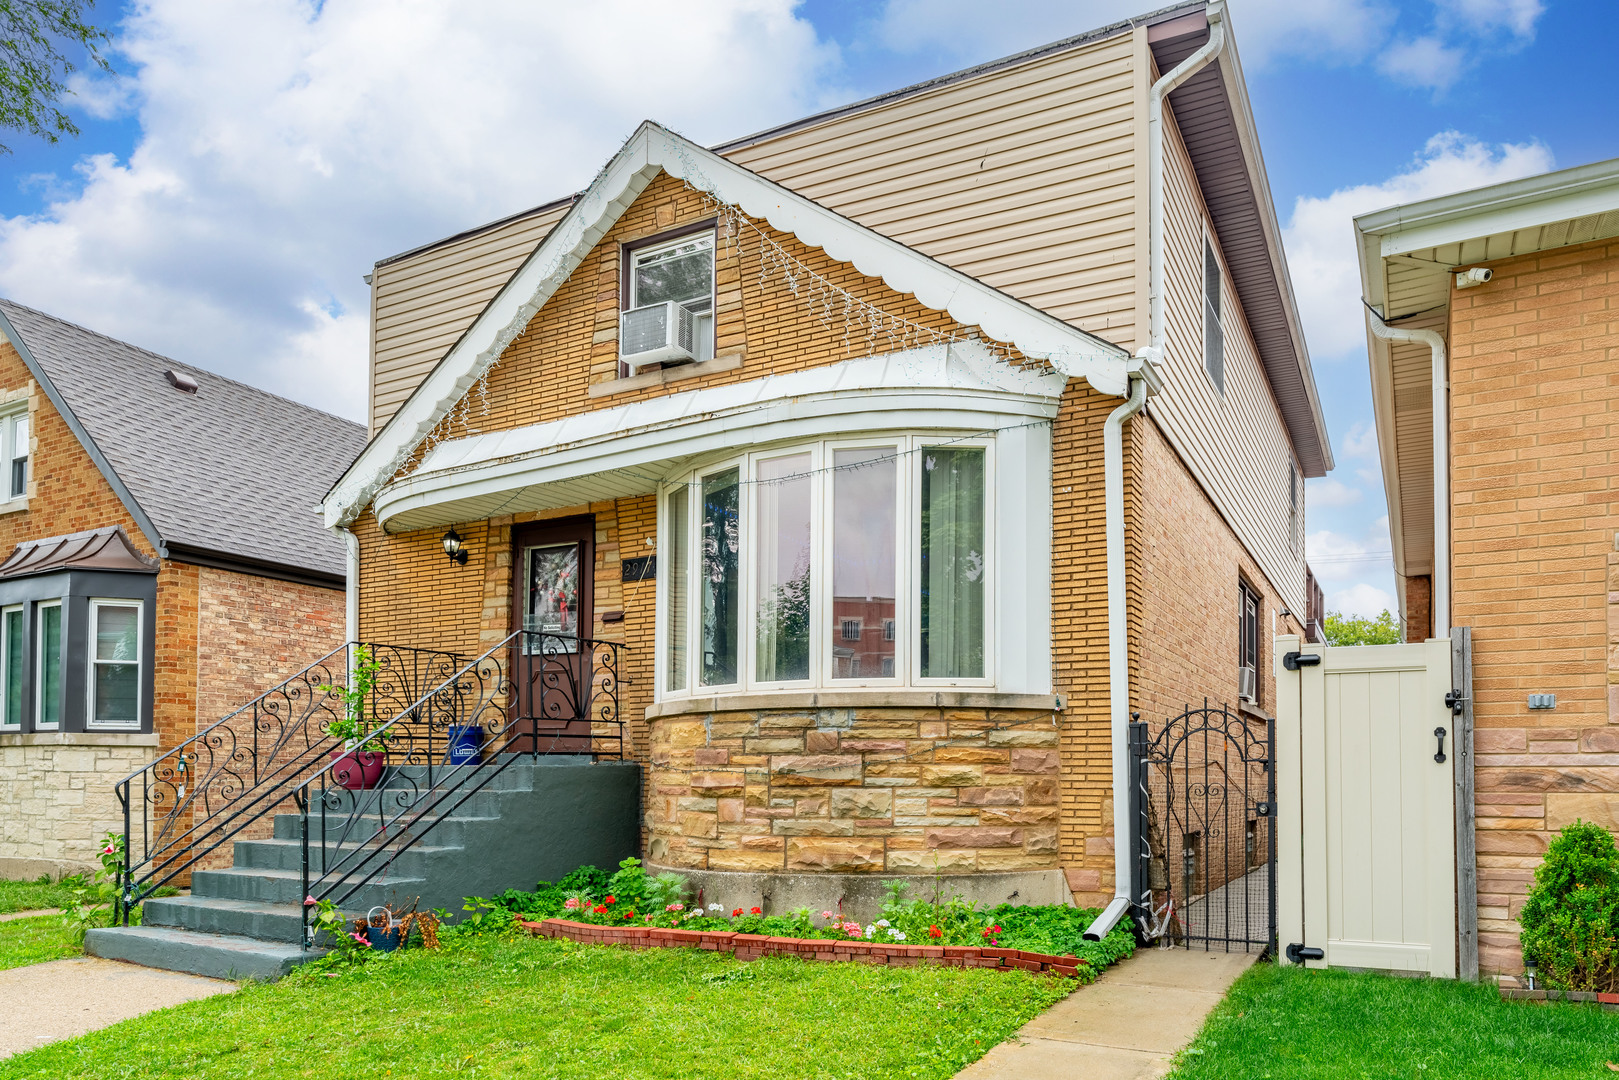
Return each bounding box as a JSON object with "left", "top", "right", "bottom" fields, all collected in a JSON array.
[
  {"left": 1083, "top": 0, "right": 1227, "bottom": 945},
  {"left": 1366, "top": 310, "right": 1449, "bottom": 638}
]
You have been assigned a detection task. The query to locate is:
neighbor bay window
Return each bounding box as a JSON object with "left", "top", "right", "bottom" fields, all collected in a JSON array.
[{"left": 659, "top": 434, "right": 993, "bottom": 695}]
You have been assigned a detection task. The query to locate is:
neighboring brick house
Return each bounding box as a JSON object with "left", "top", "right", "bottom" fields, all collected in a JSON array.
[
  {"left": 0, "top": 299, "right": 364, "bottom": 878},
  {"left": 1354, "top": 156, "right": 1619, "bottom": 973},
  {"left": 321, "top": 2, "right": 1330, "bottom": 922}
]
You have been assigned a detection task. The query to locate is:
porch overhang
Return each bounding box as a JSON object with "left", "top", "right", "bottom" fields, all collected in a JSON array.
[{"left": 374, "top": 343, "right": 1063, "bottom": 534}]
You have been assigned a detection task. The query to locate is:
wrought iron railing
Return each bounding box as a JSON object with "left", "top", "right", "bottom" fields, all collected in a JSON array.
[
  {"left": 113, "top": 642, "right": 466, "bottom": 922},
  {"left": 296, "top": 630, "right": 623, "bottom": 947}
]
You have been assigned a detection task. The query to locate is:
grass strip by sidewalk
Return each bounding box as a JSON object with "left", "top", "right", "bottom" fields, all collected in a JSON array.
[
  {"left": 0, "top": 934, "right": 1073, "bottom": 1079},
  {"left": 0, "top": 915, "right": 80, "bottom": 971},
  {"left": 1170, "top": 962, "right": 1619, "bottom": 1079},
  {"left": 0, "top": 877, "right": 76, "bottom": 914}
]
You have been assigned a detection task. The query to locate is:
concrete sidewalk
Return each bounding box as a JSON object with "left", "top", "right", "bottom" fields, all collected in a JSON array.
[
  {"left": 957, "top": 948, "right": 1256, "bottom": 1079},
  {"left": 0, "top": 957, "right": 234, "bottom": 1059}
]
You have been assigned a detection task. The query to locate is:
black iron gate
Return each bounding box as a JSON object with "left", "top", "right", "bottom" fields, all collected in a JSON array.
[{"left": 1130, "top": 701, "right": 1276, "bottom": 954}]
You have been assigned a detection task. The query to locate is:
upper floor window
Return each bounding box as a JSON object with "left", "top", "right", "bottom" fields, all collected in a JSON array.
[
  {"left": 622, "top": 229, "right": 715, "bottom": 372},
  {"left": 2, "top": 410, "right": 27, "bottom": 501},
  {"left": 1204, "top": 236, "right": 1224, "bottom": 395},
  {"left": 659, "top": 433, "right": 992, "bottom": 696}
]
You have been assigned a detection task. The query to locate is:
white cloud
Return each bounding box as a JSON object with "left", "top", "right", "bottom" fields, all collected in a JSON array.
[
  {"left": 1377, "top": 35, "right": 1469, "bottom": 90},
  {"left": 1329, "top": 582, "right": 1397, "bottom": 618},
  {"left": 1282, "top": 132, "right": 1554, "bottom": 361},
  {"left": 1440, "top": 0, "right": 1544, "bottom": 39},
  {"left": 1340, "top": 421, "right": 1380, "bottom": 459},
  {"left": 0, "top": 0, "right": 840, "bottom": 420},
  {"left": 1306, "top": 477, "right": 1363, "bottom": 509}
]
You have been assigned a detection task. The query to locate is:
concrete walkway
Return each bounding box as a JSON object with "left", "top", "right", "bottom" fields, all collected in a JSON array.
[
  {"left": 957, "top": 948, "right": 1256, "bottom": 1079},
  {"left": 0, "top": 957, "right": 234, "bottom": 1059},
  {"left": 0, "top": 908, "right": 58, "bottom": 923}
]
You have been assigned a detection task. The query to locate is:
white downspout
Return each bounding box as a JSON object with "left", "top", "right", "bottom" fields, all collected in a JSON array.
[
  {"left": 1366, "top": 311, "right": 1449, "bottom": 637},
  {"left": 338, "top": 526, "right": 360, "bottom": 644},
  {"left": 1083, "top": 1, "right": 1226, "bottom": 943}
]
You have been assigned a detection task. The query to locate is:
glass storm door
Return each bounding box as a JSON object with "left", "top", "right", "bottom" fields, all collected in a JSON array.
[{"left": 511, "top": 518, "right": 593, "bottom": 753}]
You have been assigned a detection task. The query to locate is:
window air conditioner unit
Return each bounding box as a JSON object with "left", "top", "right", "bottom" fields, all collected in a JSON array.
[
  {"left": 620, "top": 301, "right": 696, "bottom": 372},
  {"left": 1238, "top": 665, "right": 1257, "bottom": 703}
]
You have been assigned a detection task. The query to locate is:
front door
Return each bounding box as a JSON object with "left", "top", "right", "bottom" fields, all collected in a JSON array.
[{"left": 511, "top": 517, "right": 594, "bottom": 753}]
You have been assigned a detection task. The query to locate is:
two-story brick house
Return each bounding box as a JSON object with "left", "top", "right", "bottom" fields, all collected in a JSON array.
[
  {"left": 312, "top": 0, "right": 1330, "bottom": 930},
  {"left": 0, "top": 299, "right": 364, "bottom": 878}
]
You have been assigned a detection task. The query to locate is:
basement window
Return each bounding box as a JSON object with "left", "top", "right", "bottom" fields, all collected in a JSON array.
[{"left": 1204, "top": 236, "right": 1224, "bottom": 395}]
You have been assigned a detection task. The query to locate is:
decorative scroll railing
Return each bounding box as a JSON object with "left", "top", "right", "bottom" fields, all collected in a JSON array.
[
  {"left": 114, "top": 642, "right": 468, "bottom": 922},
  {"left": 294, "top": 630, "right": 623, "bottom": 947}
]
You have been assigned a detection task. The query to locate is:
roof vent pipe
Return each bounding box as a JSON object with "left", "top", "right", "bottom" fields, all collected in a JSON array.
[
  {"left": 1084, "top": 0, "right": 1227, "bottom": 945},
  {"left": 1365, "top": 309, "right": 1449, "bottom": 638}
]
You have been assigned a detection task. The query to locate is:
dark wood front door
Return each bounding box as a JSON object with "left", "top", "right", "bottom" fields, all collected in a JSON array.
[{"left": 510, "top": 517, "right": 594, "bottom": 753}]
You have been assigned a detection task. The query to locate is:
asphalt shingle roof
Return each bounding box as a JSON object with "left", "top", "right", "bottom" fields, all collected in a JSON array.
[{"left": 0, "top": 300, "right": 366, "bottom": 581}]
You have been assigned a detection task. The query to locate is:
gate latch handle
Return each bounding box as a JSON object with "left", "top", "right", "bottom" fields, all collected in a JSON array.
[{"left": 1433, "top": 727, "right": 1447, "bottom": 764}]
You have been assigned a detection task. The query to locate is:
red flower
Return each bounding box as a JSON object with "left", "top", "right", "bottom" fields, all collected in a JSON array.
[
  {"left": 604, "top": 895, "right": 616, "bottom": 905},
  {"left": 623, "top": 910, "right": 635, "bottom": 920},
  {"left": 750, "top": 906, "right": 762, "bottom": 915},
  {"left": 928, "top": 925, "right": 942, "bottom": 939},
  {"left": 732, "top": 908, "right": 744, "bottom": 917}
]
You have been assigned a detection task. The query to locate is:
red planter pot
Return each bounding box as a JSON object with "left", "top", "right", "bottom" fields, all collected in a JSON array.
[{"left": 329, "top": 748, "right": 386, "bottom": 791}]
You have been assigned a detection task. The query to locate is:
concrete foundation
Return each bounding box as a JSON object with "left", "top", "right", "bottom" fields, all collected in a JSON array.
[{"left": 648, "top": 864, "right": 1073, "bottom": 923}]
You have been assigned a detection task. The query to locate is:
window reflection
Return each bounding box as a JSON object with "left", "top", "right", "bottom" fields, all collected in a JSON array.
[
  {"left": 701, "top": 468, "right": 740, "bottom": 685},
  {"left": 831, "top": 448, "right": 896, "bottom": 680},
  {"left": 755, "top": 454, "right": 812, "bottom": 682}
]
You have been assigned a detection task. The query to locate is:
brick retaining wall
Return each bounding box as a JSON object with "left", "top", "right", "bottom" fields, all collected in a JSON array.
[{"left": 524, "top": 917, "right": 1088, "bottom": 978}]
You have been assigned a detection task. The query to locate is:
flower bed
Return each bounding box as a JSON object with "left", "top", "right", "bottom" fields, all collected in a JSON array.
[{"left": 525, "top": 917, "right": 1092, "bottom": 978}]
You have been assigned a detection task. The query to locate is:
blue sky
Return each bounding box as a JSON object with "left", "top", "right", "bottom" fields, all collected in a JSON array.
[{"left": 0, "top": 0, "right": 1613, "bottom": 618}]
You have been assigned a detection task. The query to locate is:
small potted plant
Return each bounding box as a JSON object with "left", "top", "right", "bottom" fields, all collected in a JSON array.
[{"left": 321, "top": 646, "right": 389, "bottom": 790}]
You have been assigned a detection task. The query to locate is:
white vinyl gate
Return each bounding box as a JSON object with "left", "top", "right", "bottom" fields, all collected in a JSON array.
[{"left": 1274, "top": 633, "right": 1473, "bottom": 978}]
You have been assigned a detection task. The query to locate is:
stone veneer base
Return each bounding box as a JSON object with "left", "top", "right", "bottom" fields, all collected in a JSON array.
[
  {"left": 646, "top": 863, "right": 1071, "bottom": 924},
  {"left": 525, "top": 918, "right": 1088, "bottom": 977}
]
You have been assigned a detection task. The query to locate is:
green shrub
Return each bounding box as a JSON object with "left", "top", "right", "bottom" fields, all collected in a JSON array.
[{"left": 1520, "top": 819, "right": 1619, "bottom": 991}]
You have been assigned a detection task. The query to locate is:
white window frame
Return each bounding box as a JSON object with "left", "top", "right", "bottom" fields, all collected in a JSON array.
[
  {"left": 628, "top": 230, "right": 717, "bottom": 364},
  {"left": 0, "top": 406, "right": 28, "bottom": 504},
  {"left": 656, "top": 431, "right": 997, "bottom": 700},
  {"left": 0, "top": 604, "right": 20, "bottom": 731},
  {"left": 86, "top": 598, "right": 143, "bottom": 731},
  {"left": 34, "top": 599, "right": 62, "bottom": 732}
]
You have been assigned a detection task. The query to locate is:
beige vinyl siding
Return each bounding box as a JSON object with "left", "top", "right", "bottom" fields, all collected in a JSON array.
[
  {"left": 1147, "top": 105, "right": 1307, "bottom": 614},
  {"left": 726, "top": 31, "right": 1140, "bottom": 349},
  {"left": 369, "top": 203, "right": 569, "bottom": 432}
]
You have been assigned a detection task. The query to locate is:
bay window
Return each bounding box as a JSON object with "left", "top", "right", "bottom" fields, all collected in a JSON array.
[
  {"left": 88, "top": 599, "right": 141, "bottom": 729},
  {"left": 0, "top": 605, "right": 20, "bottom": 730},
  {"left": 36, "top": 600, "right": 61, "bottom": 730},
  {"left": 659, "top": 433, "right": 995, "bottom": 696}
]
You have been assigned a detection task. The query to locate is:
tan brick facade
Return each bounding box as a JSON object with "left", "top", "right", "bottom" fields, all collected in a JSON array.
[
  {"left": 352, "top": 170, "right": 1309, "bottom": 906},
  {"left": 1442, "top": 237, "right": 1619, "bottom": 974}
]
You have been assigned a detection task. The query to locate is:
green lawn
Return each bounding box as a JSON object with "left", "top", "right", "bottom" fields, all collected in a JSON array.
[
  {"left": 0, "top": 914, "right": 80, "bottom": 971},
  {"left": 1170, "top": 963, "right": 1619, "bottom": 1079},
  {"left": 0, "top": 876, "right": 77, "bottom": 914},
  {"left": 0, "top": 935, "right": 1073, "bottom": 1079}
]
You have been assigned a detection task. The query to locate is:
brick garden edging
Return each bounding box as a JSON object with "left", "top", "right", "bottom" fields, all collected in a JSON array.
[
  {"left": 523, "top": 919, "right": 1090, "bottom": 978},
  {"left": 1498, "top": 986, "right": 1619, "bottom": 1010}
]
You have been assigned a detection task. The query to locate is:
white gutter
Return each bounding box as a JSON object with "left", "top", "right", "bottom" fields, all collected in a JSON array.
[
  {"left": 1084, "top": 1, "right": 1227, "bottom": 943},
  {"left": 1366, "top": 311, "right": 1449, "bottom": 637}
]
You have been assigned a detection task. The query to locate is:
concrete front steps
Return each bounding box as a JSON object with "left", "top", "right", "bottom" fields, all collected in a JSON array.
[{"left": 85, "top": 757, "right": 640, "bottom": 981}]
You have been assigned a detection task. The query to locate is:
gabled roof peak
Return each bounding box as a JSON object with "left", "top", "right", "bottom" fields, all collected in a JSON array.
[{"left": 326, "top": 121, "right": 1130, "bottom": 527}]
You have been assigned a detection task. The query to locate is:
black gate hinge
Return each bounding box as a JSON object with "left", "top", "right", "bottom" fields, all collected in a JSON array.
[
  {"left": 1285, "top": 943, "right": 1324, "bottom": 964},
  {"left": 1283, "top": 651, "right": 1321, "bottom": 671}
]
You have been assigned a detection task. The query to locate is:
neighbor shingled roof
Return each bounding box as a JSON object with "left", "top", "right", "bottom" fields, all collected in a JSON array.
[{"left": 0, "top": 300, "right": 366, "bottom": 583}]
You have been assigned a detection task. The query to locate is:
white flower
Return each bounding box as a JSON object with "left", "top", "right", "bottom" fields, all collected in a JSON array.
[
  {"left": 708, "top": 903, "right": 722, "bottom": 911},
  {"left": 891, "top": 931, "right": 906, "bottom": 941},
  {"left": 865, "top": 925, "right": 876, "bottom": 938},
  {"left": 875, "top": 919, "right": 890, "bottom": 927}
]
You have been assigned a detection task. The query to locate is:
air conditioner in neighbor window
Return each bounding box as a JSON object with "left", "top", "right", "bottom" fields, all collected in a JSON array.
[
  {"left": 1238, "top": 665, "right": 1257, "bottom": 703},
  {"left": 620, "top": 301, "right": 696, "bottom": 372}
]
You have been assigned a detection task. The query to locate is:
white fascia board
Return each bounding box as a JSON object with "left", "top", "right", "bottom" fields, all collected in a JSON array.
[
  {"left": 1213, "top": 40, "right": 1333, "bottom": 475},
  {"left": 374, "top": 344, "right": 1062, "bottom": 533},
  {"left": 325, "top": 121, "right": 1127, "bottom": 528},
  {"left": 1356, "top": 156, "right": 1619, "bottom": 259}
]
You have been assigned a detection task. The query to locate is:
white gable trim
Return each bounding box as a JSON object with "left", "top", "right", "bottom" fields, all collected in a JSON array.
[{"left": 325, "top": 121, "right": 1128, "bottom": 527}]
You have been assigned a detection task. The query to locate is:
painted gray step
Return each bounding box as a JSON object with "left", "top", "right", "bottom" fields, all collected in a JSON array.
[
  {"left": 233, "top": 836, "right": 466, "bottom": 874},
  {"left": 268, "top": 810, "right": 503, "bottom": 846},
  {"left": 85, "top": 925, "right": 321, "bottom": 981},
  {"left": 268, "top": 789, "right": 524, "bottom": 840},
  {"left": 144, "top": 894, "right": 426, "bottom": 942}
]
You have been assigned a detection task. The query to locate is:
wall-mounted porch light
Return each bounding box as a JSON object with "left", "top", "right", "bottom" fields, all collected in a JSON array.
[{"left": 442, "top": 527, "right": 468, "bottom": 566}]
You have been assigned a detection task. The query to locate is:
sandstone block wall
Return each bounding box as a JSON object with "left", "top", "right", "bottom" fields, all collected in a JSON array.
[
  {"left": 0, "top": 733, "right": 158, "bottom": 878},
  {"left": 646, "top": 707, "right": 1061, "bottom": 876},
  {"left": 1447, "top": 238, "right": 1619, "bottom": 974}
]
